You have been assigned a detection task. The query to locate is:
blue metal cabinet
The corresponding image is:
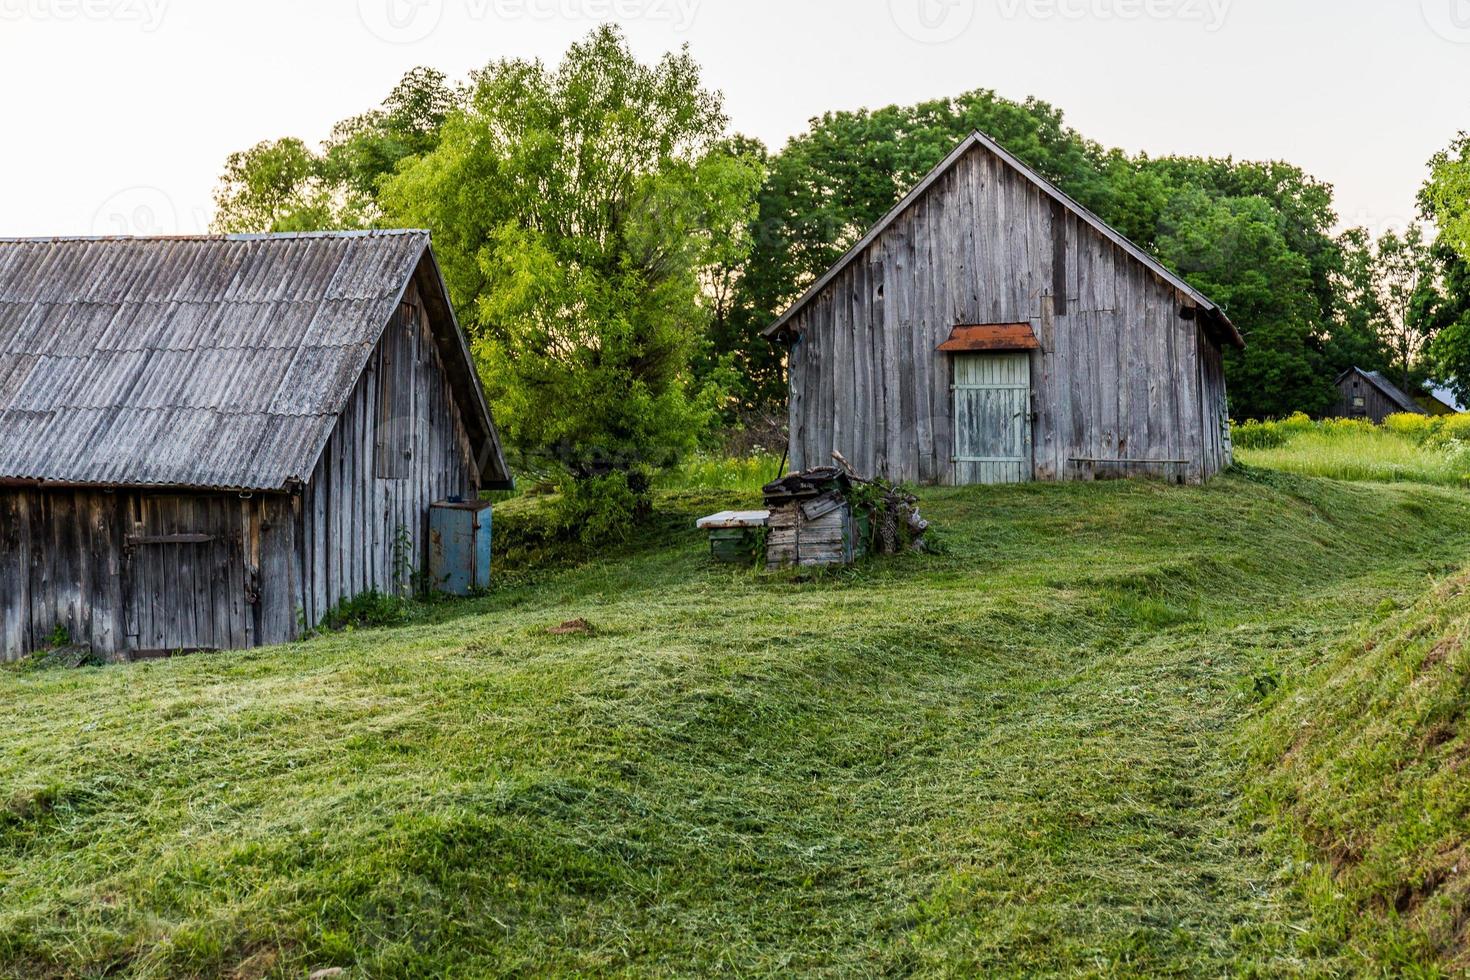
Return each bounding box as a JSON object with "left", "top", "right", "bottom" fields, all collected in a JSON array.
[{"left": 429, "top": 500, "right": 493, "bottom": 596}]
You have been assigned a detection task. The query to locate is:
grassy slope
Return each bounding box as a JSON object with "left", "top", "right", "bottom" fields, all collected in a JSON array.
[
  {"left": 1245, "top": 571, "right": 1470, "bottom": 975},
  {"left": 4, "top": 471, "right": 1470, "bottom": 977}
]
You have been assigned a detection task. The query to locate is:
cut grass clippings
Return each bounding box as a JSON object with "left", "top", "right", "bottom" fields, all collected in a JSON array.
[{"left": 4, "top": 470, "right": 1470, "bottom": 975}]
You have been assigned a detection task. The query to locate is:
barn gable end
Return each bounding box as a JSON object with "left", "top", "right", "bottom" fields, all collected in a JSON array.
[{"left": 770, "top": 132, "right": 1240, "bottom": 486}]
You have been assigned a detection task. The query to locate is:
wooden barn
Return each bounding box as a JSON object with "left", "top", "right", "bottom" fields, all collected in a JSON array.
[
  {"left": 0, "top": 231, "right": 511, "bottom": 662},
  {"left": 765, "top": 131, "right": 1244, "bottom": 486},
  {"left": 1335, "top": 367, "right": 1426, "bottom": 424}
]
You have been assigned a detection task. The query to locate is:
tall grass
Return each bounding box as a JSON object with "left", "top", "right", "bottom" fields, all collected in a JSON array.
[
  {"left": 652, "top": 452, "right": 785, "bottom": 494},
  {"left": 1234, "top": 413, "right": 1470, "bottom": 487}
]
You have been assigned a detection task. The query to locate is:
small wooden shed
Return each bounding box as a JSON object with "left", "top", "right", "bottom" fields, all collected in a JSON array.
[
  {"left": 765, "top": 131, "right": 1244, "bottom": 486},
  {"left": 0, "top": 231, "right": 511, "bottom": 662},
  {"left": 1335, "top": 367, "right": 1426, "bottom": 424}
]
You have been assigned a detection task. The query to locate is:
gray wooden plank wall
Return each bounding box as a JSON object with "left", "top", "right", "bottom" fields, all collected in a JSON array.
[
  {"left": 786, "top": 141, "right": 1230, "bottom": 486},
  {"left": 0, "top": 489, "right": 296, "bottom": 662},
  {"left": 297, "top": 281, "right": 478, "bottom": 627}
]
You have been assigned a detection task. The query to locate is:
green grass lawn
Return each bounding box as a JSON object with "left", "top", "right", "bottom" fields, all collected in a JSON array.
[{"left": 4, "top": 470, "right": 1470, "bottom": 977}]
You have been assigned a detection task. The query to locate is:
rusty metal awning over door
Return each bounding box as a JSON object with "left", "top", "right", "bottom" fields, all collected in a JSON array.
[{"left": 937, "top": 323, "right": 1041, "bottom": 353}]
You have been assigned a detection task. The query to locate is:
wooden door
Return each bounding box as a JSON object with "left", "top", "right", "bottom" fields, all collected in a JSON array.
[
  {"left": 952, "top": 352, "right": 1033, "bottom": 485},
  {"left": 122, "top": 497, "right": 251, "bottom": 657}
]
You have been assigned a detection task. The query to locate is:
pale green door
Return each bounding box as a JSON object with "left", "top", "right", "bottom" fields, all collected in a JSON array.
[{"left": 952, "top": 352, "right": 1033, "bottom": 485}]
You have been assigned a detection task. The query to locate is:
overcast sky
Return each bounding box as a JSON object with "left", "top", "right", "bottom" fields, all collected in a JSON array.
[{"left": 1, "top": 0, "right": 1466, "bottom": 239}]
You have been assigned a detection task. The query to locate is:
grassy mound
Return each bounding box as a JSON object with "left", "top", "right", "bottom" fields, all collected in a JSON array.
[
  {"left": 4, "top": 471, "right": 1470, "bottom": 976},
  {"left": 1245, "top": 571, "right": 1470, "bottom": 975}
]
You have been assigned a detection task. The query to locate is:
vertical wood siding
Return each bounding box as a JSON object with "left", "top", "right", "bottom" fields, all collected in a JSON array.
[
  {"left": 0, "top": 489, "right": 297, "bottom": 661},
  {"left": 297, "top": 282, "right": 478, "bottom": 627},
  {"left": 786, "top": 142, "right": 1233, "bottom": 485},
  {"left": 1335, "top": 370, "right": 1423, "bottom": 425}
]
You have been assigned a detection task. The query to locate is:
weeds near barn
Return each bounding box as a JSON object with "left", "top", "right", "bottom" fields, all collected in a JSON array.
[{"left": 6, "top": 471, "right": 1470, "bottom": 975}]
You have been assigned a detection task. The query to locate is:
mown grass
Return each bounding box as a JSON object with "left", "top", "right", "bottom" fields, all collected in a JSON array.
[
  {"left": 1235, "top": 413, "right": 1470, "bottom": 487},
  {"left": 1243, "top": 571, "right": 1470, "bottom": 975},
  {"left": 4, "top": 469, "right": 1470, "bottom": 976}
]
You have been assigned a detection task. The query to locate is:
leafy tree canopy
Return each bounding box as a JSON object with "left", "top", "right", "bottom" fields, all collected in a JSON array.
[
  {"left": 378, "top": 27, "right": 762, "bottom": 480},
  {"left": 1420, "top": 133, "right": 1470, "bottom": 404}
]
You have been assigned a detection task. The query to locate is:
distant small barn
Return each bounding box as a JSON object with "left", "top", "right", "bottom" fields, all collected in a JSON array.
[
  {"left": 1420, "top": 382, "right": 1466, "bottom": 417},
  {"left": 1335, "top": 368, "right": 1426, "bottom": 424},
  {"left": 0, "top": 231, "right": 510, "bottom": 662},
  {"left": 766, "top": 130, "right": 1243, "bottom": 486}
]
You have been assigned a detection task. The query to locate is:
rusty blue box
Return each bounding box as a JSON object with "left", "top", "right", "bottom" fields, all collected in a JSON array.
[{"left": 429, "top": 499, "right": 493, "bottom": 596}]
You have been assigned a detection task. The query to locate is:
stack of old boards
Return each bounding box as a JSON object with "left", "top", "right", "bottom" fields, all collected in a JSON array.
[{"left": 761, "top": 467, "right": 863, "bottom": 570}]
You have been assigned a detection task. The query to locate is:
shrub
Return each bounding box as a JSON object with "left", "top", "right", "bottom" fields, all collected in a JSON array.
[
  {"left": 315, "top": 590, "right": 412, "bottom": 633},
  {"left": 1319, "top": 416, "right": 1375, "bottom": 436},
  {"left": 1278, "top": 411, "right": 1317, "bottom": 434},
  {"left": 1231, "top": 420, "right": 1287, "bottom": 450},
  {"left": 1428, "top": 413, "right": 1470, "bottom": 448},
  {"left": 554, "top": 471, "right": 649, "bottom": 546},
  {"left": 1383, "top": 413, "right": 1433, "bottom": 440}
]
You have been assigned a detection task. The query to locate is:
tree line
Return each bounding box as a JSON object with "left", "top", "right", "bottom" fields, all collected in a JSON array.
[{"left": 213, "top": 25, "right": 1470, "bottom": 508}]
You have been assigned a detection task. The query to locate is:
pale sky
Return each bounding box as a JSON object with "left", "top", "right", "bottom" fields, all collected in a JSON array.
[{"left": 1, "top": 0, "right": 1466, "bottom": 239}]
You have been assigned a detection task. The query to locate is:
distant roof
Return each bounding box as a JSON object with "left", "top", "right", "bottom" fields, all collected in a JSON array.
[
  {"left": 1429, "top": 382, "right": 1468, "bottom": 414},
  {"left": 763, "top": 130, "right": 1244, "bottom": 349},
  {"left": 1337, "top": 367, "right": 1426, "bottom": 415},
  {"left": 0, "top": 231, "right": 509, "bottom": 491}
]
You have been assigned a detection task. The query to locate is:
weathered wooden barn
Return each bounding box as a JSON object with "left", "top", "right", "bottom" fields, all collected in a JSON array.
[
  {"left": 765, "top": 131, "right": 1244, "bottom": 485},
  {"left": 0, "top": 231, "right": 510, "bottom": 662},
  {"left": 1335, "top": 367, "right": 1426, "bottom": 424}
]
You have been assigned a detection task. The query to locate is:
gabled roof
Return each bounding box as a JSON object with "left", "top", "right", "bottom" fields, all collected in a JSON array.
[
  {"left": 763, "top": 130, "right": 1244, "bottom": 349},
  {"left": 1336, "top": 367, "right": 1426, "bottom": 415},
  {"left": 0, "top": 231, "right": 511, "bottom": 491}
]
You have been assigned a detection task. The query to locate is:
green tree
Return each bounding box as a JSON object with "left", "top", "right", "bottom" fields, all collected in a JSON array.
[
  {"left": 1330, "top": 227, "right": 1392, "bottom": 379},
  {"left": 1423, "top": 133, "right": 1470, "bottom": 262},
  {"left": 1420, "top": 134, "right": 1470, "bottom": 403},
  {"left": 378, "top": 26, "right": 762, "bottom": 488},
  {"left": 211, "top": 68, "right": 463, "bottom": 233},
  {"left": 1369, "top": 225, "right": 1437, "bottom": 391},
  {"left": 1154, "top": 189, "right": 1333, "bottom": 419},
  {"left": 211, "top": 137, "right": 351, "bottom": 233},
  {"left": 720, "top": 91, "right": 1349, "bottom": 421}
]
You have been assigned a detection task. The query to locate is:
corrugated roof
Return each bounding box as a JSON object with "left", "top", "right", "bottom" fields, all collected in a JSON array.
[
  {"left": 763, "top": 130, "right": 1245, "bottom": 349},
  {"left": 0, "top": 231, "right": 504, "bottom": 491}
]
